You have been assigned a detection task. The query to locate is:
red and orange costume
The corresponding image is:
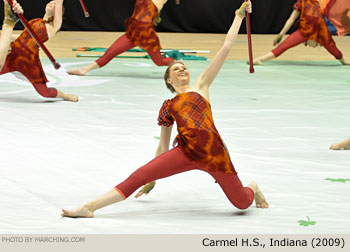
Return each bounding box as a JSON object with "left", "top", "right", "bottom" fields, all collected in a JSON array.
[
  {"left": 272, "top": 0, "right": 343, "bottom": 59},
  {"left": 158, "top": 92, "right": 235, "bottom": 174},
  {"left": 115, "top": 92, "right": 254, "bottom": 210},
  {"left": 0, "top": 18, "right": 57, "bottom": 98},
  {"left": 125, "top": 0, "right": 161, "bottom": 53},
  {"left": 96, "top": 0, "right": 174, "bottom": 67}
]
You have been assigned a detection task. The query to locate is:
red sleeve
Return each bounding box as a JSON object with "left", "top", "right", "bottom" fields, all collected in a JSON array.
[{"left": 157, "top": 100, "right": 174, "bottom": 127}]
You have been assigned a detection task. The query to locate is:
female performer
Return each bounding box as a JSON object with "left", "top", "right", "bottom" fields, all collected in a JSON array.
[
  {"left": 67, "top": 0, "right": 177, "bottom": 76},
  {"left": 252, "top": 0, "right": 349, "bottom": 65},
  {"left": 62, "top": 1, "right": 268, "bottom": 218},
  {"left": 0, "top": 0, "right": 78, "bottom": 102}
]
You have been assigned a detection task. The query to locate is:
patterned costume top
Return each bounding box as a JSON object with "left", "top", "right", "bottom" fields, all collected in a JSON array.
[
  {"left": 158, "top": 92, "right": 236, "bottom": 174},
  {"left": 4, "top": 18, "right": 49, "bottom": 84},
  {"left": 294, "top": 0, "right": 335, "bottom": 46},
  {"left": 125, "top": 0, "right": 161, "bottom": 53}
]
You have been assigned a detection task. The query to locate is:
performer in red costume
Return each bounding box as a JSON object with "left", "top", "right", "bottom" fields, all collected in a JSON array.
[
  {"left": 321, "top": 1, "right": 350, "bottom": 150},
  {"left": 0, "top": 0, "right": 78, "bottom": 102},
  {"left": 67, "top": 0, "right": 177, "bottom": 76},
  {"left": 62, "top": 1, "right": 269, "bottom": 219},
  {"left": 252, "top": 0, "right": 349, "bottom": 65}
]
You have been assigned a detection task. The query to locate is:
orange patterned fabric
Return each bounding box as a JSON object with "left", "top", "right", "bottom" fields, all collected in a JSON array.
[
  {"left": 125, "top": 0, "right": 161, "bottom": 53},
  {"left": 3, "top": 18, "right": 49, "bottom": 84},
  {"left": 158, "top": 92, "right": 236, "bottom": 174},
  {"left": 294, "top": 0, "right": 335, "bottom": 46}
]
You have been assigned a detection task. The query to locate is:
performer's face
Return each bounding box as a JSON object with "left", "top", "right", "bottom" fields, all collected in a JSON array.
[{"left": 167, "top": 62, "right": 190, "bottom": 87}]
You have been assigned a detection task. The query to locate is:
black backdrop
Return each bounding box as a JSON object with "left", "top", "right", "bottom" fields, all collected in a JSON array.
[{"left": 1, "top": 0, "right": 298, "bottom": 34}]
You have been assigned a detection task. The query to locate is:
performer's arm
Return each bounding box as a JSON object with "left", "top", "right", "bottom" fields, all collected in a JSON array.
[
  {"left": 194, "top": 1, "right": 251, "bottom": 97},
  {"left": 0, "top": 0, "right": 22, "bottom": 70},
  {"left": 134, "top": 125, "right": 173, "bottom": 198},
  {"left": 273, "top": 9, "right": 300, "bottom": 46},
  {"left": 46, "top": 0, "right": 64, "bottom": 38},
  {"left": 10, "top": 34, "right": 19, "bottom": 41},
  {"left": 156, "top": 125, "right": 173, "bottom": 156}
]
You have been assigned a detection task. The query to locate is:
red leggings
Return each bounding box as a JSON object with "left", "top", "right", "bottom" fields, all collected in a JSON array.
[
  {"left": 96, "top": 34, "right": 174, "bottom": 67},
  {"left": 115, "top": 147, "right": 254, "bottom": 210},
  {"left": 32, "top": 84, "right": 57, "bottom": 98},
  {"left": 0, "top": 65, "right": 57, "bottom": 98},
  {"left": 272, "top": 30, "right": 343, "bottom": 59}
]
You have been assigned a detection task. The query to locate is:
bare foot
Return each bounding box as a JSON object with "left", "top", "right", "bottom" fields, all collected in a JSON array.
[
  {"left": 330, "top": 138, "right": 350, "bottom": 150},
  {"left": 67, "top": 62, "right": 99, "bottom": 76},
  {"left": 67, "top": 68, "right": 87, "bottom": 76},
  {"left": 64, "top": 94, "right": 79, "bottom": 102},
  {"left": 247, "top": 59, "right": 262, "bottom": 66},
  {"left": 249, "top": 59, "right": 263, "bottom": 66},
  {"left": 340, "top": 58, "right": 350, "bottom": 65},
  {"left": 248, "top": 181, "right": 269, "bottom": 208},
  {"left": 61, "top": 205, "right": 94, "bottom": 218}
]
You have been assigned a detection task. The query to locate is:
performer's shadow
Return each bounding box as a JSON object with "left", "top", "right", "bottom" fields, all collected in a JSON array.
[
  {"left": 267, "top": 60, "right": 341, "bottom": 67},
  {"left": 0, "top": 96, "right": 58, "bottom": 103},
  {"left": 96, "top": 205, "right": 252, "bottom": 218},
  {"left": 85, "top": 71, "right": 164, "bottom": 79}
]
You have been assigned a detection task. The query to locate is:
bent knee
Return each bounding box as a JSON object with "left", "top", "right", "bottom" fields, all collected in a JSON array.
[
  {"left": 231, "top": 198, "right": 254, "bottom": 210},
  {"left": 235, "top": 204, "right": 250, "bottom": 210}
]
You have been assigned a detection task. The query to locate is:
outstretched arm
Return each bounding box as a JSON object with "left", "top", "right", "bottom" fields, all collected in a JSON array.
[
  {"left": 10, "top": 33, "right": 19, "bottom": 41},
  {"left": 155, "top": 125, "right": 173, "bottom": 156},
  {"left": 193, "top": 1, "right": 252, "bottom": 99},
  {"left": 46, "top": 0, "right": 64, "bottom": 39},
  {"left": 273, "top": 9, "right": 300, "bottom": 46},
  {"left": 0, "top": 0, "right": 22, "bottom": 70},
  {"left": 134, "top": 125, "right": 173, "bottom": 198}
]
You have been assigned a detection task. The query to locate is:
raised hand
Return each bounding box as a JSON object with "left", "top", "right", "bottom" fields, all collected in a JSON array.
[
  {"left": 3, "top": 0, "right": 23, "bottom": 26},
  {"left": 235, "top": 0, "right": 252, "bottom": 19},
  {"left": 304, "top": 40, "right": 319, "bottom": 48}
]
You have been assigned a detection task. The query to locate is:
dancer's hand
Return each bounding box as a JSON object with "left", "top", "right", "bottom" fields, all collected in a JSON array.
[
  {"left": 273, "top": 34, "right": 283, "bottom": 46},
  {"left": 3, "top": 0, "right": 23, "bottom": 27},
  {"left": 304, "top": 40, "right": 319, "bottom": 48},
  {"left": 135, "top": 181, "right": 156, "bottom": 198},
  {"left": 340, "top": 57, "right": 350, "bottom": 65},
  {"left": 4, "top": 0, "right": 23, "bottom": 15},
  {"left": 235, "top": 0, "right": 252, "bottom": 19}
]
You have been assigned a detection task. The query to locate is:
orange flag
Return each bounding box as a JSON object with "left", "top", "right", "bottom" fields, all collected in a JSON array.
[{"left": 320, "top": 0, "right": 350, "bottom": 36}]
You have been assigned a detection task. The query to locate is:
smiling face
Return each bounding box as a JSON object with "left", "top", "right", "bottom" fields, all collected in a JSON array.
[{"left": 164, "top": 62, "right": 190, "bottom": 93}]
